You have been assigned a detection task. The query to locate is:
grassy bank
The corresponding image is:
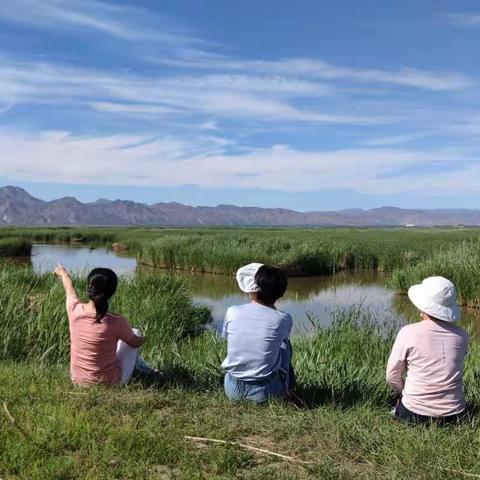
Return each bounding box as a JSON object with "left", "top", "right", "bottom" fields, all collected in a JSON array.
[
  {"left": 2, "top": 266, "right": 480, "bottom": 478},
  {"left": 2, "top": 314, "right": 480, "bottom": 479},
  {"left": 3, "top": 226, "right": 480, "bottom": 275},
  {"left": 3, "top": 263, "right": 480, "bottom": 407},
  {"left": 390, "top": 241, "right": 480, "bottom": 308},
  {"left": 2, "top": 362, "right": 480, "bottom": 480}
]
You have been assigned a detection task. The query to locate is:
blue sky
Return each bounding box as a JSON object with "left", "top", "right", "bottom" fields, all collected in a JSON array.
[{"left": 1, "top": 0, "right": 480, "bottom": 210}]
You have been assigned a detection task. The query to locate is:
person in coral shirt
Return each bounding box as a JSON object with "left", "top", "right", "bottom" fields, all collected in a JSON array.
[{"left": 54, "top": 265, "right": 147, "bottom": 386}]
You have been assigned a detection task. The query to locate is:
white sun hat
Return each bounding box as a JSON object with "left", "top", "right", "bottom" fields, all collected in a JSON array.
[
  {"left": 407, "top": 276, "right": 461, "bottom": 323},
  {"left": 236, "top": 263, "right": 264, "bottom": 293}
]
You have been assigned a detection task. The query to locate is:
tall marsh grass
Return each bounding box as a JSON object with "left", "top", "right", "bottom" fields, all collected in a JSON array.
[
  {"left": 135, "top": 228, "right": 480, "bottom": 275},
  {"left": 0, "top": 237, "right": 32, "bottom": 257},
  {"left": 391, "top": 241, "right": 480, "bottom": 307},
  {"left": 3, "top": 226, "right": 480, "bottom": 275}
]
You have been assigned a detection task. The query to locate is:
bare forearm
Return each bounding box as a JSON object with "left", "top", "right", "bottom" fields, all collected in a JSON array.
[
  {"left": 61, "top": 275, "right": 77, "bottom": 297},
  {"left": 54, "top": 265, "right": 76, "bottom": 297}
]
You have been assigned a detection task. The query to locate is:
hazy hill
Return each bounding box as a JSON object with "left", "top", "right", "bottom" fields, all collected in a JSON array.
[{"left": 0, "top": 186, "right": 479, "bottom": 227}]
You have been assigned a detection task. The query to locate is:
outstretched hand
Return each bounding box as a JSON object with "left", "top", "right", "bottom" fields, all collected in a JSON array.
[{"left": 53, "top": 263, "right": 70, "bottom": 279}]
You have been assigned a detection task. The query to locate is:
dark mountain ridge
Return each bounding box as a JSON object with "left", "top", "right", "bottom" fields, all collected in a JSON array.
[{"left": 0, "top": 185, "right": 478, "bottom": 227}]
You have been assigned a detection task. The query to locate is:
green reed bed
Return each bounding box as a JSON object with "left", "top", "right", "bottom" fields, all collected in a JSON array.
[
  {"left": 0, "top": 226, "right": 119, "bottom": 246},
  {"left": 390, "top": 241, "right": 480, "bottom": 308},
  {"left": 3, "top": 226, "right": 480, "bottom": 276},
  {"left": 135, "top": 227, "right": 480, "bottom": 275},
  {"left": 0, "top": 237, "right": 32, "bottom": 257}
]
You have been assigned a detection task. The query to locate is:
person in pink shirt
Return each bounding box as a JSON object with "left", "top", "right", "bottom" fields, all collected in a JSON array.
[
  {"left": 386, "top": 276, "right": 469, "bottom": 424},
  {"left": 54, "top": 265, "right": 147, "bottom": 386}
]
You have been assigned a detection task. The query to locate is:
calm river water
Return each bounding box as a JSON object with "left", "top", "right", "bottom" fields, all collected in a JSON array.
[{"left": 24, "top": 244, "right": 480, "bottom": 334}]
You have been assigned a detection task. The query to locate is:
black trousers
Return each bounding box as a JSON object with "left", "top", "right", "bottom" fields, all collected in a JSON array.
[{"left": 395, "top": 400, "right": 464, "bottom": 426}]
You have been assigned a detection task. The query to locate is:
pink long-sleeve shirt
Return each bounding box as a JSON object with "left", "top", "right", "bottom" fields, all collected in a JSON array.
[{"left": 386, "top": 319, "right": 469, "bottom": 417}]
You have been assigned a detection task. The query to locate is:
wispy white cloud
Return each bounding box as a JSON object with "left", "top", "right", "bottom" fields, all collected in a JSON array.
[
  {"left": 91, "top": 102, "right": 175, "bottom": 116},
  {"left": 0, "top": 0, "right": 202, "bottom": 44},
  {"left": 0, "top": 129, "right": 477, "bottom": 195},
  {"left": 442, "top": 12, "right": 480, "bottom": 28},
  {"left": 360, "top": 131, "right": 435, "bottom": 147},
  {"left": 0, "top": 1, "right": 478, "bottom": 204},
  {"left": 152, "top": 53, "right": 472, "bottom": 91},
  {"left": 0, "top": 56, "right": 384, "bottom": 125}
]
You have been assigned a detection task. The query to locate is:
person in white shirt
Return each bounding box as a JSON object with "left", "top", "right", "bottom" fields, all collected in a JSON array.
[{"left": 222, "top": 263, "right": 294, "bottom": 404}]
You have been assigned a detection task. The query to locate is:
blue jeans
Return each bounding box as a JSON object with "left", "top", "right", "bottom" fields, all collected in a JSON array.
[{"left": 224, "top": 340, "right": 294, "bottom": 404}]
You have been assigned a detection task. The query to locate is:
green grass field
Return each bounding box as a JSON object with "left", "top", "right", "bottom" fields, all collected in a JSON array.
[
  {"left": 2, "top": 228, "right": 480, "bottom": 478},
  {"left": 2, "top": 362, "right": 480, "bottom": 480}
]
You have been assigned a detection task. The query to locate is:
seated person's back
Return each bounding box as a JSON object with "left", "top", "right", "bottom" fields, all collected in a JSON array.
[
  {"left": 222, "top": 263, "right": 294, "bottom": 403},
  {"left": 387, "top": 276, "right": 469, "bottom": 421},
  {"left": 222, "top": 302, "right": 292, "bottom": 380},
  {"left": 388, "top": 319, "right": 468, "bottom": 416}
]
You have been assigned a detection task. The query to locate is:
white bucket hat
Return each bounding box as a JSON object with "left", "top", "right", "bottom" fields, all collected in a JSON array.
[
  {"left": 407, "top": 276, "right": 461, "bottom": 323},
  {"left": 236, "top": 263, "right": 264, "bottom": 293}
]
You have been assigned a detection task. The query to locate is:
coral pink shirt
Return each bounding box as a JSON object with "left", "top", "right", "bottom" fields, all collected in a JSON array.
[
  {"left": 386, "top": 319, "right": 469, "bottom": 417},
  {"left": 67, "top": 293, "right": 137, "bottom": 385}
]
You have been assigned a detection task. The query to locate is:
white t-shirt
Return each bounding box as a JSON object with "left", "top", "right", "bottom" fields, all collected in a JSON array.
[{"left": 221, "top": 302, "right": 292, "bottom": 380}]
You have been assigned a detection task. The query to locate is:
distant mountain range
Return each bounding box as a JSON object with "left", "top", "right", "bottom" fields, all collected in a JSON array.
[{"left": 0, "top": 185, "right": 479, "bottom": 227}]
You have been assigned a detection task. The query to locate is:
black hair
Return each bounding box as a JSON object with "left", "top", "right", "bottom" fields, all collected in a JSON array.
[
  {"left": 87, "top": 268, "right": 118, "bottom": 323},
  {"left": 254, "top": 265, "right": 287, "bottom": 305}
]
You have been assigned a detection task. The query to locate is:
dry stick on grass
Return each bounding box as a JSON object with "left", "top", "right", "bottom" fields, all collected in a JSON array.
[
  {"left": 2, "top": 402, "right": 31, "bottom": 439},
  {"left": 437, "top": 468, "right": 480, "bottom": 479},
  {"left": 185, "top": 436, "right": 317, "bottom": 465}
]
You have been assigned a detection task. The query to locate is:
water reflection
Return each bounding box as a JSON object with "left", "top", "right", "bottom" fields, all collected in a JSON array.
[
  {"left": 30, "top": 244, "right": 137, "bottom": 276},
  {"left": 10, "top": 244, "right": 480, "bottom": 335},
  {"left": 180, "top": 271, "right": 398, "bottom": 332}
]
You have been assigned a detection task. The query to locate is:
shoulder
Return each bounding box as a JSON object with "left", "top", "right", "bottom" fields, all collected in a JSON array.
[
  {"left": 395, "top": 323, "right": 419, "bottom": 340},
  {"left": 66, "top": 293, "right": 83, "bottom": 313},
  {"left": 104, "top": 313, "right": 129, "bottom": 327},
  {"left": 225, "top": 304, "right": 241, "bottom": 317},
  {"left": 226, "top": 303, "right": 251, "bottom": 316}
]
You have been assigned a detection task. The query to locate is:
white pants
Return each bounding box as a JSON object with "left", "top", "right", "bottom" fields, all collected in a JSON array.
[{"left": 116, "top": 328, "right": 141, "bottom": 385}]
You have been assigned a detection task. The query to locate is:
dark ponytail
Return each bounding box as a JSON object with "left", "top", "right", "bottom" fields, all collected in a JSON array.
[{"left": 87, "top": 268, "right": 118, "bottom": 323}]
